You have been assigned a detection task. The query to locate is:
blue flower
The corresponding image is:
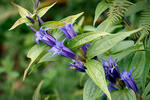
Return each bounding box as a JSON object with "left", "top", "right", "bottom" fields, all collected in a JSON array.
[
  {"left": 102, "top": 56, "right": 120, "bottom": 83},
  {"left": 48, "top": 39, "right": 76, "bottom": 59},
  {"left": 120, "top": 69, "right": 139, "bottom": 93},
  {"left": 68, "top": 60, "right": 86, "bottom": 72},
  {"left": 34, "top": 0, "right": 39, "bottom": 10},
  {"left": 59, "top": 20, "right": 77, "bottom": 40},
  {"left": 35, "top": 27, "right": 56, "bottom": 47}
]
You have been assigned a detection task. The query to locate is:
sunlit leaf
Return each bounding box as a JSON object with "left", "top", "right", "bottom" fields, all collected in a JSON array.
[
  {"left": 85, "top": 60, "right": 111, "bottom": 100},
  {"left": 87, "top": 28, "right": 142, "bottom": 58},
  {"left": 11, "top": 1, "right": 31, "bottom": 18},
  {"left": 37, "top": 2, "right": 56, "bottom": 17},
  {"left": 9, "top": 18, "right": 28, "bottom": 30},
  {"left": 43, "top": 12, "right": 84, "bottom": 29},
  {"left": 23, "top": 45, "right": 46, "bottom": 81},
  {"left": 67, "top": 32, "right": 109, "bottom": 49}
]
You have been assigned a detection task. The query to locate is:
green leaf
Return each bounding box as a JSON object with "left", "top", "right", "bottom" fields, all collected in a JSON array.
[
  {"left": 11, "top": 2, "right": 31, "bottom": 18},
  {"left": 96, "top": 19, "right": 123, "bottom": 32},
  {"left": 110, "top": 40, "right": 134, "bottom": 53},
  {"left": 130, "top": 51, "right": 145, "bottom": 80},
  {"left": 67, "top": 32, "right": 109, "bottom": 49},
  {"left": 87, "top": 28, "right": 142, "bottom": 58},
  {"left": 83, "top": 78, "right": 103, "bottom": 100},
  {"left": 9, "top": 18, "right": 28, "bottom": 30},
  {"left": 112, "top": 44, "right": 142, "bottom": 61},
  {"left": 111, "top": 89, "right": 137, "bottom": 100},
  {"left": 43, "top": 12, "right": 84, "bottom": 29},
  {"left": 85, "top": 60, "right": 111, "bottom": 100},
  {"left": 37, "top": 2, "right": 56, "bottom": 17},
  {"left": 28, "top": 52, "right": 59, "bottom": 74},
  {"left": 93, "top": 0, "right": 109, "bottom": 25},
  {"left": 39, "top": 52, "right": 59, "bottom": 63},
  {"left": 32, "top": 81, "right": 43, "bottom": 100},
  {"left": 142, "top": 82, "right": 150, "bottom": 100},
  {"left": 23, "top": 45, "right": 46, "bottom": 81},
  {"left": 60, "top": 12, "right": 84, "bottom": 23}
]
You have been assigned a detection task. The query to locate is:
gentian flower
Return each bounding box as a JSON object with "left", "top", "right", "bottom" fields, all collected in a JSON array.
[
  {"left": 34, "top": 0, "right": 39, "bottom": 10},
  {"left": 102, "top": 56, "right": 120, "bottom": 83},
  {"left": 120, "top": 69, "right": 139, "bottom": 93},
  {"left": 48, "top": 39, "right": 76, "bottom": 59},
  {"left": 59, "top": 20, "right": 77, "bottom": 40},
  {"left": 34, "top": 26, "right": 56, "bottom": 46},
  {"left": 68, "top": 60, "right": 86, "bottom": 72}
]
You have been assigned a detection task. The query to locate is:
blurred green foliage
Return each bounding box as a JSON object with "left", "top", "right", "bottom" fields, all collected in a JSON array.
[{"left": 0, "top": 0, "right": 97, "bottom": 100}]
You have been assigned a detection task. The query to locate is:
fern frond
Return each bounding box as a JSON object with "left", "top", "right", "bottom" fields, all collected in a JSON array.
[
  {"left": 138, "top": 7, "right": 150, "bottom": 41},
  {"left": 108, "top": 0, "right": 133, "bottom": 24},
  {"left": 103, "top": 0, "right": 133, "bottom": 31}
]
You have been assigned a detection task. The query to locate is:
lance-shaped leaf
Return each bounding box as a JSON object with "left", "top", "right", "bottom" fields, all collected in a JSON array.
[
  {"left": 9, "top": 18, "right": 29, "bottom": 30},
  {"left": 32, "top": 81, "right": 43, "bottom": 100},
  {"left": 37, "top": 2, "right": 56, "bottom": 17},
  {"left": 83, "top": 78, "right": 103, "bottom": 100},
  {"left": 11, "top": 2, "right": 31, "bottom": 18},
  {"left": 87, "top": 28, "right": 142, "bottom": 58},
  {"left": 43, "top": 12, "right": 84, "bottom": 29},
  {"left": 85, "top": 60, "right": 111, "bottom": 100},
  {"left": 23, "top": 45, "right": 46, "bottom": 81},
  {"left": 93, "top": 0, "right": 109, "bottom": 25},
  {"left": 111, "top": 89, "right": 136, "bottom": 100},
  {"left": 67, "top": 32, "right": 109, "bottom": 49}
]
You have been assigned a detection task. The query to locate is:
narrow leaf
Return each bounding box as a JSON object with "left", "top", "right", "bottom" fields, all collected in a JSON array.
[
  {"left": 37, "top": 2, "right": 56, "bottom": 17},
  {"left": 9, "top": 18, "right": 28, "bottom": 30},
  {"left": 67, "top": 32, "right": 109, "bottom": 49},
  {"left": 11, "top": 2, "right": 31, "bottom": 18},
  {"left": 23, "top": 45, "right": 46, "bottom": 81},
  {"left": 42, "top": 12, "right": 84, "bottom": 29},
  {"left": 85, "top": 60, "right": 111, "bottom": 100},
  {"left": 32, "top": 81, "right": 43, "bottom": 100},
  {"left": 87, "top": 28, "right": 142, "bottom": 58}
]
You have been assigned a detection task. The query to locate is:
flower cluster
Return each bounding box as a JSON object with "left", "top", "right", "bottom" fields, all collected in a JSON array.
[
  {"left": 26, "top": 6, "right": 88, "bottom": 72},
  {"left": 102, "top": 56, "right": 139, "bottom": 95},
  {"left": 59, "top": 20, "right": 90, "bottom": 72}
]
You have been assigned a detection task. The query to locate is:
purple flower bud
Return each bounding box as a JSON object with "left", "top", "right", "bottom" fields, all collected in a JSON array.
[
  {"left": 26, "top": 16, "right": 35, "bottom": 24},
  {"left": 81, "top": 43, "right": 90, "bottom": 55},
  {"left": 37, "top": 15, "right": 44, "bottom": 25},
  {"left": 68, "top": 60, "right": 86, "bottom": 72},
  {"left": 34, "top": 0, "right": 39, "bottom": 10},
  {"left": 35, "top": 27, "right": 56, "bottom": 46},
  {"left": 48, "top": 39, "right": 76, "bottom": 59},
  {"left": 59, "top": 21, "right": 77, "bottom": 40},
  {"left": 102, "top": 56, "right": 121, "bottom": 83},
  {"left": 120, "top": 69, "right": 139, "bottom": 93}
]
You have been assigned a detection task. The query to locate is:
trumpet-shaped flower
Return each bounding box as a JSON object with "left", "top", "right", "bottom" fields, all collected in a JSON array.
[
  {"left": 68, "top": 60, "right": 86, "bottom": 72},
  {"left": 48, "top": 39, "right": 76, "bottom": 59},
  {"left": 120, "top": 69, "right": 139, "bottom": 93},
  {"left": 102, "top": 56, "right": 120, "bottom": 83}
]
